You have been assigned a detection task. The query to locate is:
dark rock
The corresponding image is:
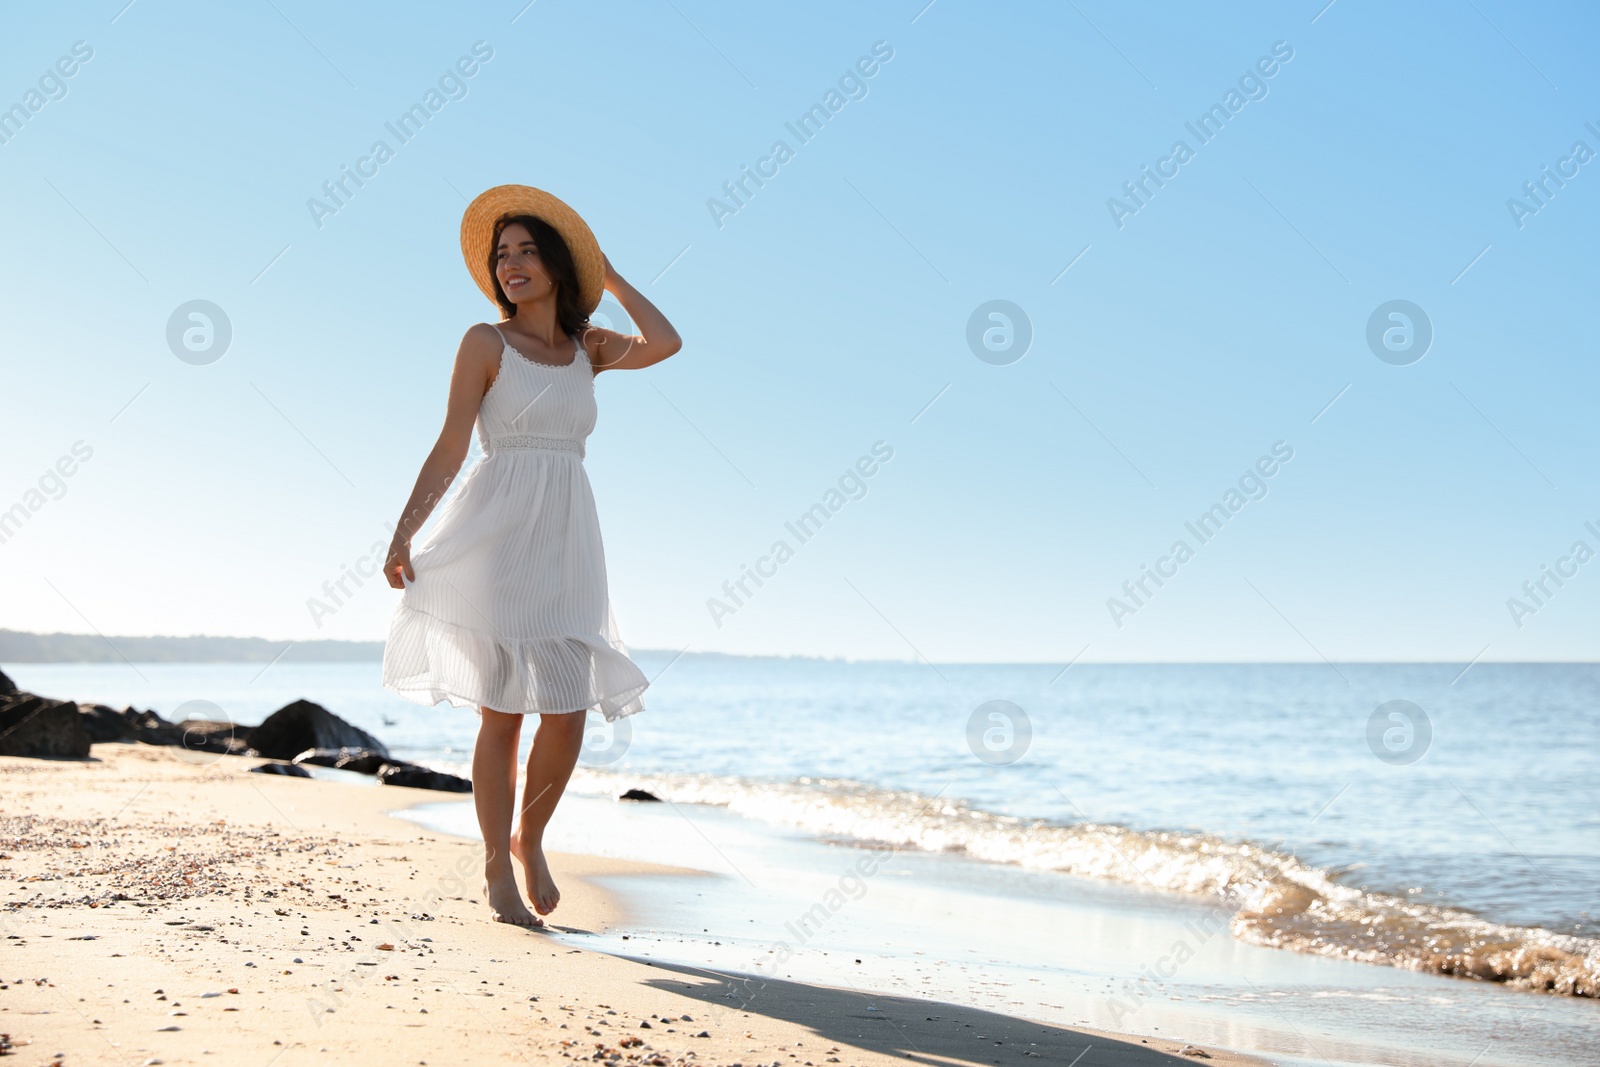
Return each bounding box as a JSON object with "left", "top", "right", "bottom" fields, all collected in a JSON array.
[
  {"left": 173, "top": 719, "right": 250, "bottom": 757},
  {"left": 377, "top": 763, "right": 471, "bottom": 793},
  {"left": 124, "top": 707, "right": 183, "bottom": 745},
  {"left": 291, "top": 747, "right": 390, "bottom": 775},
  {"left": 0, "top": 667, "right": 16, "bottom": 695},
  {"left": 619, "top": 788, "right": 662, "bottom": 802},
  {"left": 77, "top": 703, "right": 132, "bottom": 743},
  {"left": 250, "top": 762, "right": 311, "bottom": 777},
  {"left": 0, "top": 693, "right": 91, "bottom": 758},
  {"left": 245, "top": 699, "right": 388, "bottom": 761}
]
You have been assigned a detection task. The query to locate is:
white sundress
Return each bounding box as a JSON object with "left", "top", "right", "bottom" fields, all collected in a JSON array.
[{"left": 382, "top": 323, "right": 647, "bottom": 721}]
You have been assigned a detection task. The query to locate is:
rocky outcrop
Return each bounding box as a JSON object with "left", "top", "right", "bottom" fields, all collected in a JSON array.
[
  {"left": 72, "top": 703, "right": 247, "bottom": 756},
  {"left": 291, "top": 747, "right": 390, "bottom": 774},
  {"left": 0, "top": 674, "right": 249, "bottom": 759},
  {"left": 0, "top": 669, "right": 386, "bottom": 771},
  {"left": 292, "top": 746, "right": 469, "bottom": 791},
  {"left": 0, "top": 693, "right": 91, "bottom": 758},
  {"left": 377, "top": 763, "right": 472, "bottom": 793},
  {"left": 245, "top": 700, "right": 388, "bottom": 761},
  {"left": 250, "top": 762, "right": 311, "bottom": 777},
  {"left": 619, "top": 788, "right": 662, "bottom": 802}
]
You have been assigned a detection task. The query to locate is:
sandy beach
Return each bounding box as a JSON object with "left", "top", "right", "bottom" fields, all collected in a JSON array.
[{"left": 1, "top": 744, "right": 1259, "bottom": 1066}]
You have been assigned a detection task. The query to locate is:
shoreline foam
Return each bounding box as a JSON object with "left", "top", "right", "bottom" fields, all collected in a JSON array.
[{"left": 561, "top": 768, "right": 1600, "bottom": 998}]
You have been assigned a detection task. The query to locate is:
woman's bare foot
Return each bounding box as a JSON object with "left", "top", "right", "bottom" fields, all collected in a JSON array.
[
  {"left": 510, "top": 827, "right": 561, "bottom": 915},
  {"left": 482, "top": 870, "right": 542, "bottom": 927}
]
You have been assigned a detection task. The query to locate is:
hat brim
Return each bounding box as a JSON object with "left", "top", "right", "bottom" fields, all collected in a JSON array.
[{"left": 460, "top": 185, "right": 604, "bottom": 317}]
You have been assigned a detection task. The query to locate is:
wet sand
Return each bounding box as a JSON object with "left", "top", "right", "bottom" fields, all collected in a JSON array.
[{"left": 0, "top": 744, "right": 1260, "bottom": 1066}]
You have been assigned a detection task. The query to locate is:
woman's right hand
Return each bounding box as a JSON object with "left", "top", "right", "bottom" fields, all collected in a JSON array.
[{"left": 384, "top": 540, "right": 414, "bottom": 589}]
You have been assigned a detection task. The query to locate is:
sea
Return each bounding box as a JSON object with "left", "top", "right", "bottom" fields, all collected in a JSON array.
[{"left": 7, "top": 657, "right": 1597, "bottom": 1067}]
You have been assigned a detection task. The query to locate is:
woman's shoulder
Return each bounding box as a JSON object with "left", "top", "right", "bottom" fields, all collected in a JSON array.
[
  {"left": 461, "top": 321, "right": 509, "bottom": 352},
  {"left": 452, "top": 322, "right": 508, "bottom": 372}
]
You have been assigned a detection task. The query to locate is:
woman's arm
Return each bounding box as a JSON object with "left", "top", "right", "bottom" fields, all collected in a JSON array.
[
  {"left": 586, "top": 254, "right": 682, "bottom": 373},
  {"left": 384, "top": 324, "right": 501, "bottom": 588}
]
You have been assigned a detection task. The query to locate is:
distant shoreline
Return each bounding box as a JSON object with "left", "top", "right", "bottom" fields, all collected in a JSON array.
[
  {"left": 0, "top": 629, "right": 844, "bottom": 665},
  {"left": 0, "top": 628, "right": 382, "bottom": 663},
  {"left": 3, "top": 629, "right": 1593, "bottom": 666}
]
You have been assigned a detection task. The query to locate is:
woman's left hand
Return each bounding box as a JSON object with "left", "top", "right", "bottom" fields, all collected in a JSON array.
[{"left": 601, "top": 253, "right": 620, "bottom": 291}]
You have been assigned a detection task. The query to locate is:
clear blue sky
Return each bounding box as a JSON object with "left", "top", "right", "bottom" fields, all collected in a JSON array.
[{"left": 3, "top": 0, "right": 1596, "bottom": 663}]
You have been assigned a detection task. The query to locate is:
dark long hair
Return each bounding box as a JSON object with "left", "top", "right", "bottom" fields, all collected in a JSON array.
[{"left": 489, "top": 214, "right": 590, "bottom": 338}]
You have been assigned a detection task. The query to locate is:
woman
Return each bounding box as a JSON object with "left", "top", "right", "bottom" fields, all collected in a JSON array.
[{"left": 381, "top": 185, "right": 680, "bottom": 927}]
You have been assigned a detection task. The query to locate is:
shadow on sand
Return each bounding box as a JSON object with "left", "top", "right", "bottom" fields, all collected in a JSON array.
[{"left": 617, "top": 956, "right": 1233, "bottom": 1067}]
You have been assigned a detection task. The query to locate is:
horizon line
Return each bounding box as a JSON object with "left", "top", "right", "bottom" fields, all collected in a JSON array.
[{"left": 0, "top": 629, "right": 1593, "bottom": 669}]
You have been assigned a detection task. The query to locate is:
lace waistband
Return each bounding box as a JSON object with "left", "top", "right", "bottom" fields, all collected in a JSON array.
[{"left": 485, "top": 432, "right": 585, "bottom": 458}]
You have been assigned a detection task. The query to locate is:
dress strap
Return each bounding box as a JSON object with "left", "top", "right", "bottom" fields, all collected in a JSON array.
[{"left": 488, "top": 322, "right": 508, "bottom": 346}]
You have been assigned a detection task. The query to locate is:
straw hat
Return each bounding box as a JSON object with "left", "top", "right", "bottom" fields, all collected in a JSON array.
[{"left": 460, "top": 184, "right": 605, "bottom": 316}]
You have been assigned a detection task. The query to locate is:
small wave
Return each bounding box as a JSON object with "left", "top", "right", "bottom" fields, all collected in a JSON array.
[{"left": 570, "top": 768, "right": 1599, "bottom": 998}]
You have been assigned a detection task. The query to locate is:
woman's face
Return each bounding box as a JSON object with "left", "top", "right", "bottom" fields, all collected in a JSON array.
[{"left": 494, "top": 222, "right": 555, "bottom": 305}]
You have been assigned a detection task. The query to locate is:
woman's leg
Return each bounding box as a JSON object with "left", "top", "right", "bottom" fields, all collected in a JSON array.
[
  {"left": 511, "top": 710, "right": 588, "bottom": 915},
  {"left": 473, "top": 707, "right": 539, "bottom": 926}
]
